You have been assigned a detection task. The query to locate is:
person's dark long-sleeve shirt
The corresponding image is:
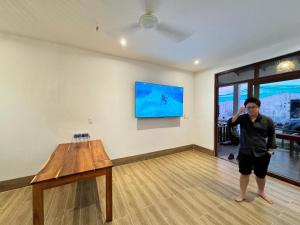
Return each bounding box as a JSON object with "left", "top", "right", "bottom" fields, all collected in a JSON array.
[{"left": 227, "top": 113, "right": 277, "bottom": 157}]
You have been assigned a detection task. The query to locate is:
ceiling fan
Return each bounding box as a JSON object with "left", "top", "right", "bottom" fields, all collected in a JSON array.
[{"left": 118, "top": 0, "right": 192, "bottom": 42}]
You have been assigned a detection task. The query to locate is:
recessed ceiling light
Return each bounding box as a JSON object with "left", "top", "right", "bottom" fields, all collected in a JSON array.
[
  {"left": 194, "top": 59, "right": 200, "bottom": 65},
  {"left": 120, "top": 37, "right": 127, "bottom": 47}
]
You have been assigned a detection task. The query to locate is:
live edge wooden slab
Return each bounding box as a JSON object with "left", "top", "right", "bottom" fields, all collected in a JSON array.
[{"left": 31, "top": 139, "right": 113, "bottom": 225}]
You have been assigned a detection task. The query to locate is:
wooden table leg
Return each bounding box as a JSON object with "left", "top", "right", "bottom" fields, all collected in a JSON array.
[
  {"left": 106, "top": 167, "right": 112, "bottom": 222},
  {"left": 32, "top": 185, "right": 44, "bottom": 225}
]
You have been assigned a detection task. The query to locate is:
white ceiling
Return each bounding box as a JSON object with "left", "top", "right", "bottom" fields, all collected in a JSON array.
[{"left": 0, "top": 0, "right": 300, "bottom": 72}]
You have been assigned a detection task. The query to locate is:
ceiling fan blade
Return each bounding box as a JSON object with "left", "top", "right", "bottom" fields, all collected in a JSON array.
[
  {"left": 156, "top": 23, "right": 192, "bottom": 42},
  {"left": 122, "top": 23, "right": 141, "bottom": 34},
  {"left": 142, "top": 0, "right": 161, "bottom": 13},
  {"left": 107, "top": 23, "right": 140, "bottom": 36}
]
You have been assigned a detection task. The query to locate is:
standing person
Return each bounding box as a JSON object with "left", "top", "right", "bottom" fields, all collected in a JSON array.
[{"left": 227, "top": 97, "right": 277, "bottom": 204}]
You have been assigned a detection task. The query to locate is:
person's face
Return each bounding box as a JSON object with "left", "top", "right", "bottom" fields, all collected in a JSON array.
[{"left": 245, "top": 102, "right": 259, "bottom": 116}]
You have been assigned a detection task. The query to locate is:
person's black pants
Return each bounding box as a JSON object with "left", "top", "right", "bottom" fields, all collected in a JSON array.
[{"left": 237, "top": 152, "right": 271, "bottom": 178}]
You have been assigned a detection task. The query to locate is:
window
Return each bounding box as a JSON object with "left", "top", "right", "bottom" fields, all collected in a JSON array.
[
  {"left": 218, "top": 67, "right": 254, "bottom": 85},
  {"left": 218, "top": 86, "right": 234, "bottom": 121},
  {"left": 259, "top": 78, "right": 300, "bottom": 126},
  {"left": 259, "top": 55, "right": 300, "bottom": 77}
]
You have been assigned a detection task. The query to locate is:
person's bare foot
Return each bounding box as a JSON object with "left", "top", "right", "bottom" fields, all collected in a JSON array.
[
  {"left": 235, "top": 195, "right": 246, "bottom": 202},
  {"left": 257, "top": 192, "right": 273, "bottom": 204}
]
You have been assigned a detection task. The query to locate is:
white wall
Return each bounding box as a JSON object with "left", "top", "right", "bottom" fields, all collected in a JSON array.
[
  {"left": 2, "top": 31, "right": 300, "bottom": 182},
  {"left": 193, "top": 37, "right": 300, "bottom": 151},
  {"left": 0, "top": 33, "right": 194, "bottom": 181}
]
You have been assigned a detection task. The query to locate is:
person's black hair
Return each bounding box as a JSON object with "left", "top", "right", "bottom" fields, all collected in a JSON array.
[{"left": 244, "top": 97, "right": 261, "bottom": 107}]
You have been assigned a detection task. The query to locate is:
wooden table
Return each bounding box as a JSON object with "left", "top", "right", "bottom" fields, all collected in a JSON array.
[
  {"left": 31, "top": 139, "right": 113, "bottom": 225},
  {"left": 276, "top": 133, "right": 300, "bottom": 152}
]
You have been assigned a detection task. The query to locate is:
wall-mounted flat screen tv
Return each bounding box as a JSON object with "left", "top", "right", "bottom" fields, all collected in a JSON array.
[{"left": 135, "top": 81, "right": 184, "bottom": 118}]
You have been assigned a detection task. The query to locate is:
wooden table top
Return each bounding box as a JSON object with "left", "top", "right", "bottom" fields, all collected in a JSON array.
[{"left": 31, "top": 140, "right": 113, "bottom": 184}]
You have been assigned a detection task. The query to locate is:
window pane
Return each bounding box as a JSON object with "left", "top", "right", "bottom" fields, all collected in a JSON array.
[
  {"left": 218, "top": 67, "right": 254, "bottom": 85},
  {"left": 218, "top": 86, "right": 234, "bottom": 121},
  {"left": 259, "top": 55, "right": 300, "bottom": 77},
  {"left": 259, "top": 79, "right": 300, "bottom": 124},
  {"left": 238, "top": 83, "right": 248, "bottom": 109},
  {"left": 218, "top": 83, "right": 248, "bottom": 121},
  {"left": 259, "top": 78, "right": 300, "bottom": 182}
]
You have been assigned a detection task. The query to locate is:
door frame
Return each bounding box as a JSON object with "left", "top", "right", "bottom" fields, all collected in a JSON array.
[
  {"left": 214, "top": 81, "right": 252, "bottom": 157},
  {"left": 214, "top": 52, "right": 300, "bottom": 187}
]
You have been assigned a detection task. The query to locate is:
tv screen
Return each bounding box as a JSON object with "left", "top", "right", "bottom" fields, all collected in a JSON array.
[{"left": 135, "top": 81, "right": 184, "bottom": 118}]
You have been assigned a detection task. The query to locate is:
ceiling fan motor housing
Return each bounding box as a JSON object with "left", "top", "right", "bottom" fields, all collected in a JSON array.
[{"left": 139, "top": 14, "right": 159, "bottom": 29}]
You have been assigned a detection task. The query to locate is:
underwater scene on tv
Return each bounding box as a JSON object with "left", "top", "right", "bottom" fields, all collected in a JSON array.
[{"left": 135, "top": 82, "right": 184, "bottom": 118}]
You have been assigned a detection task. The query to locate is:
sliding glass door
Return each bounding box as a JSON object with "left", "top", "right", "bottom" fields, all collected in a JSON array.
[
  {"left": 257, "top": 78, "right": 300, "bottom": 182},
  {"left": 217, "top": 83, "right": 248, "bottom": 160},
  {"left": 215, "top": 51, "right": 300, "bottom": 185}
]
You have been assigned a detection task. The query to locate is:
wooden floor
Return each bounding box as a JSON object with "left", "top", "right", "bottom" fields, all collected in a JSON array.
[{"left": 1, "top": 150, "right": 300, "bottom": 225}]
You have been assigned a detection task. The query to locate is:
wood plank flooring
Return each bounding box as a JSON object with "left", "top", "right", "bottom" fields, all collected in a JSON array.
[{"left": 1, "top": 150, "right": 300, "bottom": 225}]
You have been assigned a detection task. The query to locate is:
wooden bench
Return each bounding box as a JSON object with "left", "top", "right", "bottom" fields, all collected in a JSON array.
[
  {"left": 31, "top": 139, "right": 113, "bottom": 225},
  {"left": 276, "top": 133, "right": 300, "bottom": 152}
]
